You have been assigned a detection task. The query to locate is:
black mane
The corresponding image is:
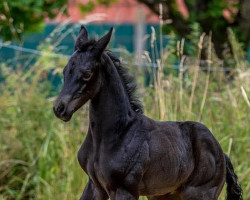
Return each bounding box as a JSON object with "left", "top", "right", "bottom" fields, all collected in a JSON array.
[{"left": 104, "top": 51, "right": 143, "bottom": 114}]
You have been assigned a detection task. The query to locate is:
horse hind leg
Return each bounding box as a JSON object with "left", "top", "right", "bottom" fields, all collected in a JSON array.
[
  {"left": 180, "top": 169, "right": 226, "bottom": 200},
  {"left": 179, "top": 166, "right": 226, "bottom": 200},
  {"left": 180, "top": 185, "right": 223, "bottom": 200}
]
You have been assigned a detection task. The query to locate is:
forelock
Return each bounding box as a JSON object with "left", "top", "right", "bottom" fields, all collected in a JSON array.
[{"left": 75, "top": 39, "right": 96, "bottom": 52}]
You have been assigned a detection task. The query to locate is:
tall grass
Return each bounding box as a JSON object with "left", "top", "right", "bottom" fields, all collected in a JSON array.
[
  {"left": 0, "top": 48, "right": 89, "bottom": 199},
  {"left": 0, "top": 26, "right": 249, "bottom": 200}
]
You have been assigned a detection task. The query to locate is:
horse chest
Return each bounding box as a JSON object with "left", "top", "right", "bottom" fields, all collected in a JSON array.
[
  {"left": 78, "top": 128, "right": 150, "bottom": 193},
  {"left": 82, "top": 145, "right": 146, "bottom": 194},
  {"left": 85, "top": 153, "right": 127, "bottom": 193}
]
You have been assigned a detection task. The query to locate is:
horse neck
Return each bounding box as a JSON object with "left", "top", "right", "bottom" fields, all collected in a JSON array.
[{"left": 89, "top": 53, "right": 133, "bottom": 138}]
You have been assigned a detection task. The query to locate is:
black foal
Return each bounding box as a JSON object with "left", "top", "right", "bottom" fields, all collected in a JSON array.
[{"left": 53, "top": 26, "right": 242, "bottom": 200}]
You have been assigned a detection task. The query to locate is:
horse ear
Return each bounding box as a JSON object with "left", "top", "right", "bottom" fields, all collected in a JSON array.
[
  {"left": 74, "top": 25, "right": 88, "bottom": 51},
  {"left": 92, "top": 27, "right": 113, "bottom": 57}
]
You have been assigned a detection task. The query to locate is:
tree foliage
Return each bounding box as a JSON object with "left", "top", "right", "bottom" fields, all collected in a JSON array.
[
  {"left": 0, "top": 0, "right": 67, "bottom": 41},
  {"left": 137, "top": 0, "right": 250, "bottom": 58}
]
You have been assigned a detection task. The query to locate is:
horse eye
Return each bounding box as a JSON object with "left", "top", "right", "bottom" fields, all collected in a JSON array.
[{"left": 82, "top": 72, "right": 93, "bottom": 81}]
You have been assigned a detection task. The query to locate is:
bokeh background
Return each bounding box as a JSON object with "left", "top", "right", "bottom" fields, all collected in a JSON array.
[{"left": 0, "top": 0, "right": 249, "bottom": 199}]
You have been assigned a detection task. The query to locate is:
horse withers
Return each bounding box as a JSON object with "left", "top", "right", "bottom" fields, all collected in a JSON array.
[{"left": 53, "top": 26, "right": 242, "bottom": 200}]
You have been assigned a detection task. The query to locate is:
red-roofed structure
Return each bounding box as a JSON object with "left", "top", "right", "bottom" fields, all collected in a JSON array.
[{"left": 49, "top": 0, "right": 159, "bottom": 24}]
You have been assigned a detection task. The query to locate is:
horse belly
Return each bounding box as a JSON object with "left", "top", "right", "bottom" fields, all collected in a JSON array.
[
  {"left": 139, "top": 161, "right": 193, "bottom": 196},
  {"left": 139, "top": 179, "right": 179, "bottom": 196}
]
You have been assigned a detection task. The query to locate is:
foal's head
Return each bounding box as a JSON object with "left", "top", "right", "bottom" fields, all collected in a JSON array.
[{"left": 53, "top": 26, "right": 113, "bottom": 121}]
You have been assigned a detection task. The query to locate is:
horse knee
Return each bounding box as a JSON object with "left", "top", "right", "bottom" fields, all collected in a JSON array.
[{"left": 79, "top": 181, "right": 108, "bottom": 200}]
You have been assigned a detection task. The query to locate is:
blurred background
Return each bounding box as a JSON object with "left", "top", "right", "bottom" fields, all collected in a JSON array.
[{"left": 0, "top": 0, "right": 249, "bottom": 199}]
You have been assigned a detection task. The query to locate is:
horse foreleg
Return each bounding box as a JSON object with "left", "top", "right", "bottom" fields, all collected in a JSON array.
[{"left": 79, "top": 180, "right": 108, "bottom": 200}]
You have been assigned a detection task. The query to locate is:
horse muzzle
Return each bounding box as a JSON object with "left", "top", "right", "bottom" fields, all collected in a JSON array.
[{"left": 53, "top": 95, "right": 73, "bottom": 122}]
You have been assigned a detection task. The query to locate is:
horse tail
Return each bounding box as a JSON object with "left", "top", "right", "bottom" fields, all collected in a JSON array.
[{"left": 224, "top": 154, "right": 243, "bottom": 200}]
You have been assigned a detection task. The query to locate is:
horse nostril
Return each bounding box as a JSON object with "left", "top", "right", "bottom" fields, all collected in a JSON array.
[{"left": 57, "top": 103, "right": 65, "bottom": 114}]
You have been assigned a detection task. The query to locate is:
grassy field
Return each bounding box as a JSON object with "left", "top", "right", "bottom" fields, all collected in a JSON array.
[{"left": 0, "top": 27, "right": 249, "bottom": 199}]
